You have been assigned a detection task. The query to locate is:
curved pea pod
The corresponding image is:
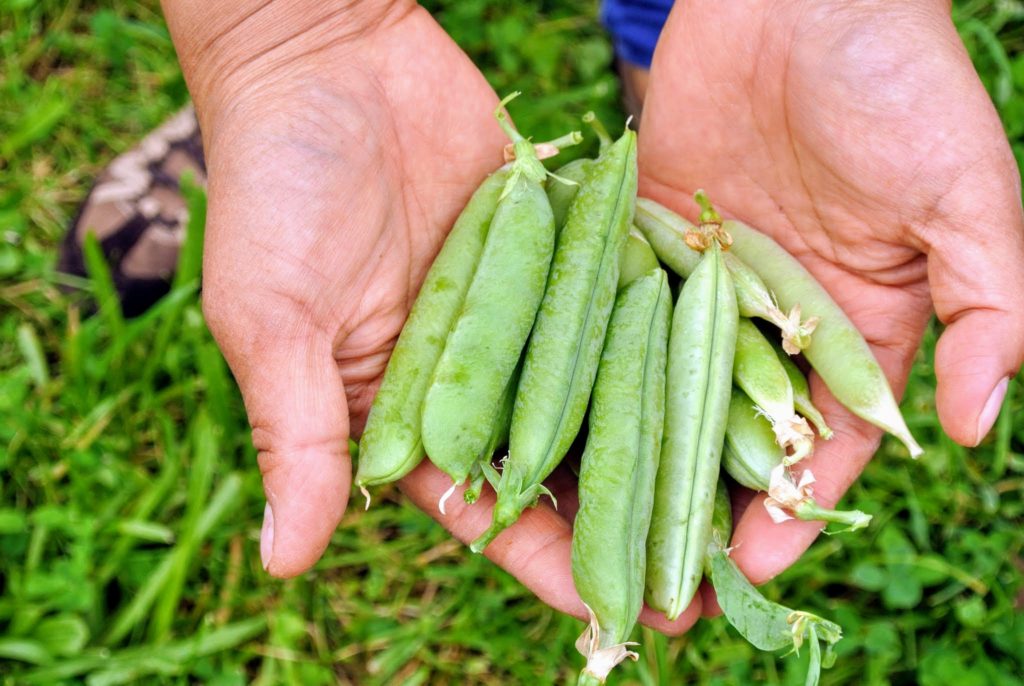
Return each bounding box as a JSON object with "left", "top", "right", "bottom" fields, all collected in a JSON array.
[
  {"left": 706, "top": 482, "right": 844, "bottom": 686},
  {"left": 774, "top": 346, "right": 833, "bottom": 440},
  {"left": 634, "top": 199, "right": 817, "bottom": 352},
  {"left": 645, "top": 242, "right": 737, "bottom": 620},
  {"left": 721, "top": 217, "right": 922, "bottom": 457},
  {"left": 733, "top": 319, "right": 814, "bottom": 464},
  {"left": 572, "top": 269, "right": 671, "bottom": 686},
  {"left": 471, "top": 129, "right": 638, "bottom": 553},
  {"left": 421, "top": 109, "right": 557, "bottom": 492},
  {"left": 618, "top": 229, "right": 660, "bottom": 289},
  {"left": 724, "top": 388, "right": 872, "bottom": 531},
  {"left": 356, "top": 167, "right": 509, "bottom": 495}
]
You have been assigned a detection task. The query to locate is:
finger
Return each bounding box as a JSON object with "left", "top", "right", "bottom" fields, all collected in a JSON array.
[
  {"left": 699, "top": 579, "right": 722, "bottom": 618},
  {"left": 400, "top": 461, "right": 701, "bottom": 636},
  {"left": 924, "top": 191, "right": 1024, "bottom": 445},
  {"left": 204, "top": 295, "right": 350, "bottom": 579}
]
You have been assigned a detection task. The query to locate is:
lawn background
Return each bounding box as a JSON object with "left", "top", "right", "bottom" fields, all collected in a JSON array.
[{"left": 1, "top": 1, "right": 1023, "bottom": 684}]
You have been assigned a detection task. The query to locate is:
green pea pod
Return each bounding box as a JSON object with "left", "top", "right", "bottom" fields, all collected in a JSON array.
[
  {"left": 356, "top": 166, "right": 509, "bottom": 494},
  {"left": 422, "top": 101, "right": 557, "bottom": 490},
  {"left": 463, "top": 361, "right": 519, "bottom": 506},
  {"left": 711, "top": 477, "right": 733, "bottom": 544},
  {"left": 472, "top": 129, "right": 638, "bottom": 553},
  {"left": 572, "top": 269, "right": 671, "bottom": 686},
  {"left": 774, "top": 346, "right": 833, "bottom": 439},
  {"left": 646, "top": 242, "right": 737, "bottom": 620},
  {"left": 733, "top": 319, "right": 813, "bottom": 463},
  {"left": 547, "top": 157, "right": 592, "bottom": 229},
  {"left": 724, "top": 389, "right": 785, "bottom": 491},
  {"left": 706, "top": 505, "right": 843, "bottom": 685},
  {"left": 618, "top": 229, "right": 660, "bottom": 290},
  {"left": 636, "top": 197, "right": 922, "bottom": 458},
  {"left": 634, "top": 200, "right": 817, "bottom": 352},
  {"left": 546, "top": 112, "right": 613, "bottom": 228},
  {"left": 724, "top": 389, "right": 872, "bottom": 531},
  {"left": 723, "top": 218, "right": 921, "bottom": 457}
]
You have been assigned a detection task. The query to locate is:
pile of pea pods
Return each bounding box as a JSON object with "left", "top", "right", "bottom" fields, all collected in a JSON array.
[{"left": 356, "top": 98, "right": 922, "bottom": 685}]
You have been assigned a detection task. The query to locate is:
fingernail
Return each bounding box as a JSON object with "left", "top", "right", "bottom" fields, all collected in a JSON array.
[
  {"left": 975, "top": 377, "right": 1009, "bottom": 445},
  {"left": 260, "top": 502, "right": 275, "bottom": 571}
]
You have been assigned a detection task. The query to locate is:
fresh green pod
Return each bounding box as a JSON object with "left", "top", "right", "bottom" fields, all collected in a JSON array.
[
  {"left": 711, "top": 478, "right": 733, "bottom": 544},
  {"left": 636, "top": 197, "right": 921, "bottom": 458},
  {"left": 706, "top": 533, "right": 843, "bottom": 676},
  {"left": 547, "top": 158, "right": 592, "bottom": 228},
  {"left": 462, "top": 362, "right": 519, "bottom": 506},
  {"left": 421, "top": 106, "right": 557, "bottom": 490},
  {"left": 706, "top": 481, "right": 844, "bottom": 686},
  {"left": 632, "top": 198, "right": 700, "bottom": 277},
  {"left": 635, "top": 199, "right": 817, "bottom": 352},
  {"left": 733, "top": 319, "right": 813, "bottom": 463},
  {"left": 723, "top": 218, "right": 921, "bottom": 457},
  {"left": 645, "top": 242, "right": 737, "bottom": 620},
  {"left": 472, "top": 129, "right": 638, "bottom": 553},
  {"left": 724, "top": 388, "right": 872, "bottom": 531},
  {"left": 572, "top": 269, "right": 671, "bottom": 686},
  {"left": 546, "top": 112, "right": 613, "bottom": 228},
  {"left": 724, "top": 389, "right": 792, "bottom": 491},
  {"left": 356, "top": 167, "right": 509, "bottom": 493},
  {"left": 618, "top": 229, "right": 660, "bottom": 289},
  {"left": 775, "top": 346, "right": 833, "bottom": 439}
]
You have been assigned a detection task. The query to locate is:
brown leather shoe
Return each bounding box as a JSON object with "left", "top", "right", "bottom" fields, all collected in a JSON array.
[{"left": 59, "top": 105, "right": 206, "bottom": 316}]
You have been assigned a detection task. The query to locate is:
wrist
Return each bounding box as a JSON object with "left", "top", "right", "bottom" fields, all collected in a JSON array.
[{"left": 161, "top": 0, "right": 412, "bottom": 121}]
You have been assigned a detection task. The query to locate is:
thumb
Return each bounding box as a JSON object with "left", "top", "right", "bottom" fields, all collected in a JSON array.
[
  {"left": 204, "top": 295, "right": 350, "bottom": 578},
  {"left": 924, "top": 170, "right": 1024, "bottom": 446}
]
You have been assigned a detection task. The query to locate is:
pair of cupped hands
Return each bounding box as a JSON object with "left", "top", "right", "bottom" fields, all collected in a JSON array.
[{"left": 165, "top": 0, "right": 1023, "bottom": 633}]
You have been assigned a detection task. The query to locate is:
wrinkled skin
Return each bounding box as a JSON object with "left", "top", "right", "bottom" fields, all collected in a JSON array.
[{"left": 164, "top": 0, "right": 1023, "bottom": 632}]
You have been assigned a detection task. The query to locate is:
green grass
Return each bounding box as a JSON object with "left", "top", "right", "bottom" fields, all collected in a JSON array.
[{"left": 1, "top": 1, "right": 1023, "bottom": 684}]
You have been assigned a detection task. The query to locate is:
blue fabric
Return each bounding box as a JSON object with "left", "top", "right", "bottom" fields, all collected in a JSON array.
[{"left": 601, "top": 0, "right": 674, "bottom": 68}]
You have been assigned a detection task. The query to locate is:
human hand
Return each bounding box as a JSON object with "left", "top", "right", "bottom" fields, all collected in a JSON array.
[
  {"left": 637, "top": 0, "right": 1024, "bottom": 607},
  {"left": 163, "top": 0, "right": 694, "bottom": 634}
]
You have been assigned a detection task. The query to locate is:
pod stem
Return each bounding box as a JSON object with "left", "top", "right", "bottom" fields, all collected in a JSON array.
[
  {"left": 469, "top": 518, "right": 506, "bottom": 553},
  {"left": 694, "top": 189, "right": 723, "bottom": 225},
  {"left": 582, "top": 111, "right": 612, "bottom": 150},
  {"left": 685, "top": 190, "right": 733, "bottom": 252},
  {"left": 494, "top": 91, "right": 525, "bottom": 143},
  {"left": 794, "top": 499, "right": 873, "bottom": 532},
  {"left": 504, "top": 130, "right": 584, "bottom": 163},
  {"left": 765, "top": 465, "right": 871, "bottom": 532}
]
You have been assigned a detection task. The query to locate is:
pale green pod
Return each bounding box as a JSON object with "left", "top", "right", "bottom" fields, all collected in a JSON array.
[
  {"left": 724, "top": 388, "right": 872, "bottom": 531},
  {"left": 645, "top": 242, "right": 737, "bottom": 620},
  {"left": 775, "top": 346, "right": 833, "bottom": 439},
  {"left": 356, "top": 167, "right": 509, "bottom": 492},
  {"left": 724, "top": 388, "right": 785, "bottom": 492},
  {"left": 572, "top": 269, "right": 671, "bottom": 686},
  {"left": 733, "top": 319, "right": 813, "bottom": 463},
  {"left": 636, "top": 197, "right": 921, "bottom": 457},
  {"left": 547, "top": 157, "right": 592, "bottom": 229},
  {"left": 723, "top": 216, "right": 922, "bottom": 457},
  {"left": 618, "top": 229, "right": 660, "bottom": 290},
  {"left": 472, "top": 129, "right": 638, "bottom": 553},
  {"left": 634, "top": 199, "right": 817, "bottom": 352}
]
